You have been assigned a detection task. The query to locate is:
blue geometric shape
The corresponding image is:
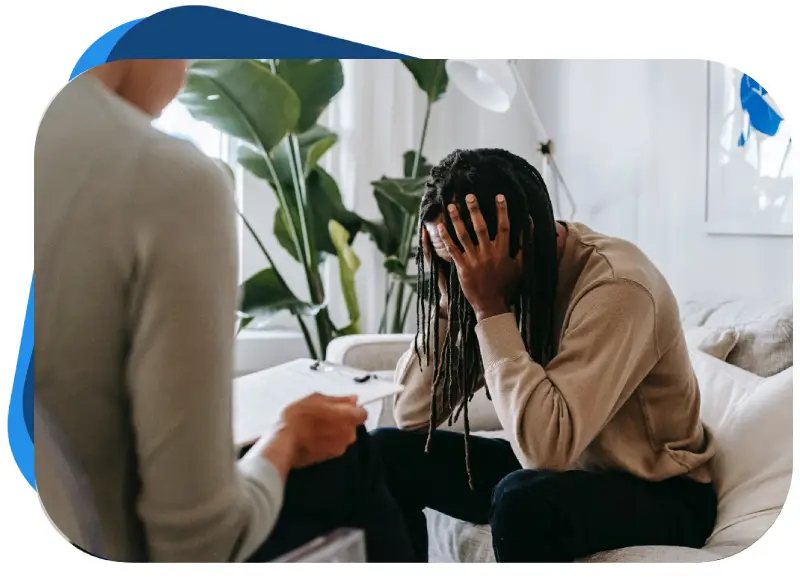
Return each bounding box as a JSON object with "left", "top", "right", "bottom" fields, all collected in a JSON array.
[
  {"left": 108, "top": 5, "right": 410, "bottom": 60},
  {"left": 8, "top": 277, "right": 35, "bottom": 489},
  {"left": 738, "top": 73, "right": 783, "bottom": 147},
  {"left": 70, "top": 19, "right": 143, "bottom": 79},
  {"left": 14, "top": 6, "right": 419, "bottom": 490}
]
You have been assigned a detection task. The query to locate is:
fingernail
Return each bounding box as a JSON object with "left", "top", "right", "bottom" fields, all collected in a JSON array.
[
  {"left": 448, "top": 204, "right": 457, "bottom": 214},
  {"left": 497, "top": 194, "right": 505, "bottom": 202},
  {"left": 466, "top": 194, "right": 476, "bottom": 203},
  {"left": 437, "top": 223, "right": 446, "bottom": 233}
]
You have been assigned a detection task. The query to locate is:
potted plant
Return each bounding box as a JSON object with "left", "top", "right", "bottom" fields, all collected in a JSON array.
[{"left": 179, "top": 59, "right": 364, "bottom": 359}]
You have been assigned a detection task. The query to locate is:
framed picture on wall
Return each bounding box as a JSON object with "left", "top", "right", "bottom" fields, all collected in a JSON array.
[{"left": 705, "top": 62, "right": 792, "bottom": 236}]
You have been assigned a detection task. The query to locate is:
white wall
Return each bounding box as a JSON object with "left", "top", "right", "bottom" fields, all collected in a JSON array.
[
  {"left": 413, "top": 59, "right": 793, "bottom": 306},
  {"left": 240, "top": 59, "right": 793, "bottom": 352}
]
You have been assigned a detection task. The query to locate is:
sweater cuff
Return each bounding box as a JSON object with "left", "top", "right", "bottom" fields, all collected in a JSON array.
[
  {"left": 475, "top": 312, "right": 528, "bottom": 371},
  {"left": 237, "top": 455, "right": 285, "bottom": 501}
]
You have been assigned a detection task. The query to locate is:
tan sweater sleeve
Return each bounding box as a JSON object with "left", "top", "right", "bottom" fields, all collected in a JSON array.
[
  {"left": 393, "top": 317, "right": 484, "bottom": 430},
  {"left": 125, "top": 138, "right": 283, "bottom": 562},
  {"left": 475, "top": 280, "right": 661, "bottom": 470}
]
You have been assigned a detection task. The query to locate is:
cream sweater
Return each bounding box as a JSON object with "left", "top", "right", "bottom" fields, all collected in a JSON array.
[
  {"left": 35, "top": 75, "right": 283, "bottom": 562},
  {"left": 395, "top": 222, "right": 715, "bottom": 483}
]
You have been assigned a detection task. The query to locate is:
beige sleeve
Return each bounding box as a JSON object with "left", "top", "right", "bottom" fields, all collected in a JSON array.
[
  {"left": 392, "top": 318, "right": 451, "bottom": 430},
  {"left": 392, "top": 317, "right": 487, "bottom": 430},
  {"left": 125, "top": 138, "right": 283, "bottom": 562},
  {"left": 475, "top": 280, "right": 661, "bottom": 470}
]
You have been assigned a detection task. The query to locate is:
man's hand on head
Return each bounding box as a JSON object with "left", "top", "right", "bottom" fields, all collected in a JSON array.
[{"left": 436, "top": 194, "right": 523, "bottom": 323}]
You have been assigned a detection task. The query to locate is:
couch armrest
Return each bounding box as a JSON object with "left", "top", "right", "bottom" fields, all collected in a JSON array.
[
  {"left": 326, "top": 334, "right": 415, "bottom": 430},
  {"left": 326, "top": 334, "right": 414, "bottom": 372}
]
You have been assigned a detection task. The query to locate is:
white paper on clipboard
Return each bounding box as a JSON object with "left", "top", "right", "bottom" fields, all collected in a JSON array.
[{"left": 233, "top": 358, "right": 403, "bottom": 447}]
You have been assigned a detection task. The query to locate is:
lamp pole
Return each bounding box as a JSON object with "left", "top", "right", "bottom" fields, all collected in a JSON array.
[{"left": 507, "top": 60, "right": 576, "bottom": 220}]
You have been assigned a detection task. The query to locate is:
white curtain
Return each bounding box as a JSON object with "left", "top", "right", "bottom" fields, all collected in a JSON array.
[{"left": 322, "top": 60, "right": 426, "bottom": 334}]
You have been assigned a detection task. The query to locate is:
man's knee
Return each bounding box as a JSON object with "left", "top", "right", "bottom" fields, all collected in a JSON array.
[{"left": 489, "top": 470, "right": 569, "bottom": 558}]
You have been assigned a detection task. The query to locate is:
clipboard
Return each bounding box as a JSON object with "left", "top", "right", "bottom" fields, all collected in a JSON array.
[{"left": 233, "top": 358, "right": 403, "bottom": 447}]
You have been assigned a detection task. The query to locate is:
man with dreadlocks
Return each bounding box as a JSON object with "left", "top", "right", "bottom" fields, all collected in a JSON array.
[{"left": 371, "top": 148, "right": 717, "bottom": 563}]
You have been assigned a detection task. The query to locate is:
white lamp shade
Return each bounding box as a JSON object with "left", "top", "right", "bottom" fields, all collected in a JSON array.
[{"left": 445, "top": 60, "right": 518, "bottom": 113}]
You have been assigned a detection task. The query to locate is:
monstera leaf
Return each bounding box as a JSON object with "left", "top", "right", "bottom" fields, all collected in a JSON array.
[
  {"left": 276, "top": 59, "right": 345, "bottom": 132},
  {"left": 329, "top": 220, "right": 361, "bottom": 335},
  {"left": 239, "top": 267, "right": 323, "bottom": 328},
  {"left": 180, "top": 59, "right": 300, "bottom": 151},
  {"left": 401, "top": 60, "right": 449, "bottom": 103}
]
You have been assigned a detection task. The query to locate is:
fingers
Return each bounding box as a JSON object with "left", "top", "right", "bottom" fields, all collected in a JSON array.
[
  {"left": 325, "top": 394, "right": 359, "bottom": 405},
  {"left": 465, "top": 194, "right": 491, "bottom": 249},
  {"left": 327, "top": 398, "right": 367, "bottom": 424},
  {"left": 445, "top": 203, "right": 476, "bottom": 259},
  {"left": 494, "top": 194, "right": 510, "bottom": 253},
  {"left": 437, "top": 219, "right": 465, "bottom": 268}
]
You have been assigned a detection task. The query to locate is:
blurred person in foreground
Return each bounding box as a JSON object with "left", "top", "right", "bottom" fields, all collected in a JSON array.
[
  {"left": 372, "top": 148, "right": 717, "bottom": 562},
  {"left": 34, "top": 59, "right": 414, "bottom": 563}
]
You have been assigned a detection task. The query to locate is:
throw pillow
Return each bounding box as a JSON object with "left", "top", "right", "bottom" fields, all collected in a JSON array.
[
  {"left": 704, "top": 366, "right": 793, "bottom": 555},
  {"left": 684, "top": 326, "right": 739, "bottom": 361}
]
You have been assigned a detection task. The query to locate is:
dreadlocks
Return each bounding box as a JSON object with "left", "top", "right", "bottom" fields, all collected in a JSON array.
[{"left": 414, "top": 148, "right": 560, "bottom": 488}]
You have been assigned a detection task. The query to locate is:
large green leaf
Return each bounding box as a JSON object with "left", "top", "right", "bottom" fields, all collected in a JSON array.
[
  {"left": 272, "top": 168, "right": 363, "bottom": 263},
  {"left": 276, "top": 59, "right": 344, "bottom": 132},
  {"left": 403, "top": 150, "right": 433, "bottom": 179},
  {"left": 328, "top": 220, "right": 361, "bottom": 335},
  {"left": 239, "top": 267, "right": 323, "bottom": 328},
  {"left": 238, "top": 126, "right": 338, "bottom": 186},
  {"left": 401, "top": 60, "right": 449, "bottom": 103},
  {"left": 271, "top": 125, "right": 338, "bottom": 185},
  {"left": 179, "top": 59, "right": 300, "bottom": 151},
  {"left": 361, "top": 177, "right": 417, "bottom": 258},
  {"left": 371, "top": 176, "right": 428, "bottom": 216},
  {"left": 360, "top": 219, "right": 395, "bottom": 258}
]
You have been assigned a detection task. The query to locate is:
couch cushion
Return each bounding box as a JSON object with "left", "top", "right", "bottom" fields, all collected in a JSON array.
[
  {"left": 680, "top": 300, "right": 792, "bottom": 377},
  {"left": 704, "top": 366, "right": 793, "bottom": 555},
  {"left": 684, "top": 326, "right": 739, "bottom": 361},
  {"left": 691, "top": 350, "right": 763, "bottom": 431}
]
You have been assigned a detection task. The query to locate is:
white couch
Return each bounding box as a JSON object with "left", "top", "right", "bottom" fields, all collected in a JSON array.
[{"left": 327, "top": 300, "right": 793, "bottom": 563}]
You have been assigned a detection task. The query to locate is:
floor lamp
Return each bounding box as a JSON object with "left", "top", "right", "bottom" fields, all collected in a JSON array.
[{"left": 445, "top": 59, "right": 577, "bottom": 220}]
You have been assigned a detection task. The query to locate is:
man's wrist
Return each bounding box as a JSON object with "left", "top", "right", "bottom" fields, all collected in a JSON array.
[{"left": 474, "top": 300, "right": 511, "bottom": 323}]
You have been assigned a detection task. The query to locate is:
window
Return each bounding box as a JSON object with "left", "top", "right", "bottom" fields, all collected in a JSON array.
[
  {"left": 153, "top": 99, "right": 243, "bottom": 280},
  {"left": 153, "top": 100, "right": 226, "bottom": 160}
]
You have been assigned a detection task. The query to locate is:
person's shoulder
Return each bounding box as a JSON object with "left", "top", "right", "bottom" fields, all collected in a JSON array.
[
  {"left": 134, "top": 129, "right": 235, "bottom": 213},
  {"left": 568, "top": 223, "right": 682, "bottom": 350},
  {"left": 568, "top": 222, "right": 666, "bottom": 298}
]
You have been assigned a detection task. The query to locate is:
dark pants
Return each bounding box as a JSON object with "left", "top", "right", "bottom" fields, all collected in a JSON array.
[
  {"left": 245, "top": 426, "right": 415, "bottom": 562},
  {"left": 371, "top": 427, "right": 718, "bottom": 563}
]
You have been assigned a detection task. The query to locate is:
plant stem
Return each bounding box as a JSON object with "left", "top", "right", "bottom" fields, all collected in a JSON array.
[
  {"left": 238, "top": 208, "right": 318, "bottom": 358},
  {"left": 285, "top": 134, "right": 333, "bottom": 353},
  {"left": 379, "top": 275, "right": 393, "bottom": 334},
  {"left": 390, "top": 99, "right": 434, "bottom": 333},
  {"left": 412, "top": 100, "right": 433, "bottom": 179},
  {"left": 297, "top": 316, "right": 319, "bottom": 360},
  {"left": 400, "top": 286, "right": 415, "bottom": 328}
]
